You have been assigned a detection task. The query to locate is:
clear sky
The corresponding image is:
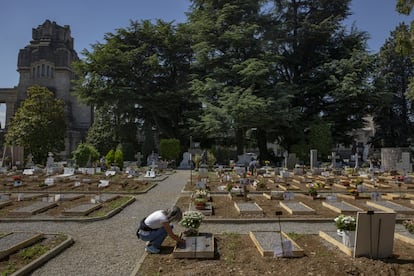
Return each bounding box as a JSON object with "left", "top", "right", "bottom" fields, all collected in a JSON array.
[{"left": 0, "top": 0, "right": 413, "bottom": 89}]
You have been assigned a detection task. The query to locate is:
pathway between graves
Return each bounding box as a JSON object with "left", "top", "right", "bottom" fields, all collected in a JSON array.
[{"left": 2, "top": 170, "right": 338, "bottom": 276}]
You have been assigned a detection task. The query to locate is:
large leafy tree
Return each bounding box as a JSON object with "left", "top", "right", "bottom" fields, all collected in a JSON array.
[
  {"left": 267, "top": 0, "right": 373, "bottom": 150},
  {"left": 188, "top": 0, "right": 293, "bottom": 159},
  {"left": 373, "top": 23, "right": 414, "bottom": 147},
  {"left": 5, "top": 85, "right": 66, "bottom": 164},
  {"left": 73, "top": 20, "right": 195, "bottom": 151}
]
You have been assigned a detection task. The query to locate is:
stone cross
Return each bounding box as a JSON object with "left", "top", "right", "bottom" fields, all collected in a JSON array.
[
  {"left": 354, "top": 153, "right": 359, "bottom": 169},
  {"left": 329, "top": 152, "right": 340, "bottom": 168}
]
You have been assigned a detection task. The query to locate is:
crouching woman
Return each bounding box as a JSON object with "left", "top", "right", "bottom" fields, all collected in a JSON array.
[{"left": 137, "top": 206, "right": 185, "bottom": 253}]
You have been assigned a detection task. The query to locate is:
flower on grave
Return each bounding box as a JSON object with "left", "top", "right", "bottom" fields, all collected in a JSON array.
[
  {"left": 355, "top": 179, "right": 363, "bottom": 187},
  {"left": 308, "top": 184, "right": 318, "bottom": 197},
  {"left": 194, "top": 189, "right": 207, "bottom": 199},
  {"left": 348, "top": 188, "right": 358, "bottom": 195},
  {"left": 179, "top": 210, "right": 204, "bottom": 230},
  {"left": 314, "top": 182, "right": 325, "bottom": 189},
  {"left": 334, "top": 215, "right": 356, "bottom": 231},
  {"left": 264, "top": 160, "right": 270, "bottom": 166},
  {"left": 403, "top": 219, "right": 414, "bottom": 234},
  {"left": 12, "top": 175, "right": 21, "bottom": 181}
]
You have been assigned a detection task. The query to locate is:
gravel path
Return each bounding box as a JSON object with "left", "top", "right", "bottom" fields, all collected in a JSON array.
[{"left": 1, "top": 170, "right": 407, "bottom": 275}]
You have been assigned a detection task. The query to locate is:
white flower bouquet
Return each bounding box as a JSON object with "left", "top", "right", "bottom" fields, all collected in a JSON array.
[
  {"left": 334, "top": 215, "right": 356, "bottom": 231},
  {"left": 179, "top": 210, "right": 204, "bottom": 229}
]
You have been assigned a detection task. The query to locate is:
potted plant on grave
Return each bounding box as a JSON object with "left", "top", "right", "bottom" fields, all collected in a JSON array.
[
  {"left": 179, "top": 210, "right": 204, "bottom": 236},
  {"left": 193, "top": 189, "right": 208, "bottom": 209},
  {"left": 334, "top": 215, "right": 356, "bottom": 247},
  {"left": 308, "top": 185, "right": 318, "bottom": 198},
  {"left": 403, "top": 219, "right": 414, "bottom": 234}
]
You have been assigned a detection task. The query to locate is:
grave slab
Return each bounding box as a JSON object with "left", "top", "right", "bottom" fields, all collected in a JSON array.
[
  {"left": 0, "top": 200, "right": 12, "bottom": 209},
  {"left": 0, "top": 232, "right": 44, "bottom": 259},
  {"left": 278, "top": 183, "right": 300, "bottom": 191},
  {"left": 9, "top": 201, "right": 58, "bottom": 215},
  {"left": 279, "top": 201, "right": 315, "bottom": 215},
  {"left": 382, "top": 193, "right": 408, "bottom": 200},
  {"left": 173, "top": 233, "right": 214, "bottom": 259},
  {"left": 54, "top": 194, "right": 84, "bottom": 201},
  {"left": 13, "top": 193, "right": 44, "bottom": 201},
  {"left": 319, "top": 231, "right": 353, "bottom": 257},
  {"left": 337, "top": 193, "right": 372, "bottom": 200},
  {"left": 322, "top": 201, "right": 364, "bottom": 214},
  {"left": 249, "top": 231, "right": 304, "bottom": 257},
  {"left": 366, "top": 200, "right": 414, "bottom": 214},
  {"left": 190, "top": 202, "right": 213, "bottom": 216},
  {"left": 234, "top": 202, "right": 263, "bottom": 215},
  {"left": 63, "top": 203, "right": 102, "bottom": 216},
  {"left": 263, "top": 191, "right": 284, "bottom": 200},
  {"left": 99, "top": 194, "right": 120, "bottom": 202},
  {"left": 394, "top": 232, "right": 414, "bottom": 246}
]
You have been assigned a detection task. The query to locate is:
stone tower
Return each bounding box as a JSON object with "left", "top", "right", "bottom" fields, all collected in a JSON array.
[{"left": 16, "top": 20, "right": 92, "bottom": 158}]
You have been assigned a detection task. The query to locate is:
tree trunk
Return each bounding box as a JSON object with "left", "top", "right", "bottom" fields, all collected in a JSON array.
[
  {"left": 256, "top": 128, "right": 269, "bottom": 163},
  {"left": 235, "top": 128, "right": 245, "bottom": 155}
]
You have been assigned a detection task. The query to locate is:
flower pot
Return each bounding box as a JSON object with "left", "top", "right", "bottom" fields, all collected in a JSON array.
[{"left": 342, "top": 230, "right": 355, "bottom": 248}]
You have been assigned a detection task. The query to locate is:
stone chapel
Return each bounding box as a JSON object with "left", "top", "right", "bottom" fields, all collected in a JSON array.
[{"left": 0, "top": 20, "right": 93, "bottom": 161}]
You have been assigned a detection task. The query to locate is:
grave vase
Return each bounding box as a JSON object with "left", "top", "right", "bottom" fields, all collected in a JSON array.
[{"left": 342, "top": 230, "right": 355, "bottom": 248}]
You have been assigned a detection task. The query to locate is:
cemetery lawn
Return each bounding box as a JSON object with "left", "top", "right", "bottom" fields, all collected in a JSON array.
[{"left": 138, "top": 233, "right": 414, "bottom": 276}]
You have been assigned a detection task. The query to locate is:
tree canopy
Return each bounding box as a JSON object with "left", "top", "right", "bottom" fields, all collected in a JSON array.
[{"left": 5, "top": 85, "right": 66, "bottom": 164}]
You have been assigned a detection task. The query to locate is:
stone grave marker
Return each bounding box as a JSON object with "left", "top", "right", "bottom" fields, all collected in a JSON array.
[
  {"left": 234, "top": 202, "right": 264, "bottom": 215},
  {"left": 99, "top": 194, "right": 120, "bottom": 202},
  {"left": 63, "top": 203, "right": 102, "bottom": 216},
  {"left": 98, "top": 180, "right": 110, "bottom": 188},
  {"left": 0, "top": 195, "right": 12, "bottom": 208},
  {"left": 56, "top": 194, "right": 84, "bottom": 201},
  {"left": 249, "top": 231, "right": 304, "bottom": 257},
  {"left": 9, "top": 201, "right": 58, "bottom": 215},
  {"left": 354, "top": 212, "right": 396, "bottom": 258},
  {"left": 173, "top": 233, "right": 214, "bottom": 259},
  {"left": 44, "top": 177, "right": 55, "bottom": 186},
  {"left": 283, "top": 192, "right": 295, "bottom": 200},
  {"left": 22, "top": 169, "right": 34, "bottom": 175},
  {"left": 262, "top": 191, "right": 284, "bottom": 200},
  {"left": 370, "top": 192, "right": 382, "bottom": 201},
  {"left": 279, "top": 201, "right": 315, "bottom": 215},
  {"left": 178, "top": 152, "right": 192, "bottom": 169},
  {"left": 366, "top": 200, "right": 414, "bottom": 215},
  {"left": 397, "top": 151, "right": 412, "bottom": 173},
  {"left": 322, "top": 201, "right": 364, "bottom": 214}
]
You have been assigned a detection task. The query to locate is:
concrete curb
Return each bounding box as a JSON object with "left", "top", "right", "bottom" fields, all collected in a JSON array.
[{"left": 10, "top": 234, "right": 74, "bottom": 276}]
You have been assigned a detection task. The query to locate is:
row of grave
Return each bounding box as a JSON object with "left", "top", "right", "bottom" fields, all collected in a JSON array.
[
  {"left": 172, "top": 229, "right": 414, "bottom": 259},
  {"left": 190, "top": 195, "right": 414, "bottom": 217},
  {"left": 0, "top": 193, "right": 121, "bottom": 216}
]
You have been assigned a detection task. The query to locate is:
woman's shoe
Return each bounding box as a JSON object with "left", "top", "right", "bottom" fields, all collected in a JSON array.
[{"left": 145, "top": 245, "right": 160, "bottom": 254}]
